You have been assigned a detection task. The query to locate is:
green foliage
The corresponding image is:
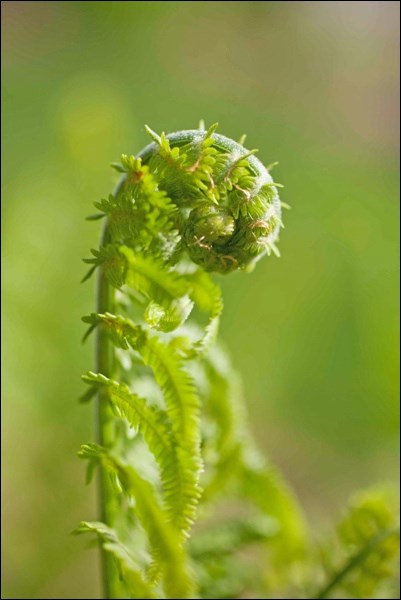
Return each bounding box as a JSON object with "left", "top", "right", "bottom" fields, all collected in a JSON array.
[
  {"left": 75, "top": 521, "right": 156, "bottom": 599},
  {"left": 79, "top": 124, "right": 399, "bottom": 599},
  {"left": 78, "top": 444, "right": 195, "bottom": 599},
  {"left": 82, "top": 312, "right": 202, "bottom": 538},
  {"left": 199, "top": 345, "right": 307, "bottom": 560},
  {"left": 82, "top": 370, "right": 197, "bottom": 535},
  {"left": 311, "top": 488, "right": 400, "bottom": 599}
]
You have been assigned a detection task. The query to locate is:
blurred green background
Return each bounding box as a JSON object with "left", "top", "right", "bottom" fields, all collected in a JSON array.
[{"left": 2, "top": 1, "right": 399, "bottom": 598}]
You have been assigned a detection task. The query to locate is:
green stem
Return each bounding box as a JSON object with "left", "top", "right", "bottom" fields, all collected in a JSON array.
[
  {"left": 95, "top": 222, "right": 119, "bottom": 599},
  {"left": 312, "top": 527, "right": 399, "bottom": 599}
]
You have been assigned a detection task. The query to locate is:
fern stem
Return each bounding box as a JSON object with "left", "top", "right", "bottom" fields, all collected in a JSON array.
[
  {"left": 96, "top": 223, "right": 119, "bottom": 599},
  {"left": 312, "top": 527, "right": 399, "bottom": 599}
]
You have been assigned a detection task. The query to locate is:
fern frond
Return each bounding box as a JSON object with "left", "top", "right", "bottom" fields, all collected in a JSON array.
[
  {"left": 83, "top": 244, "right": 127, "bottom": 288},
  {"left": 190, "top": 515, "right": 277, "bottom": 560},
  {"left": 79, "top": 444, "right": 196, "bottom": 599},
  {"left": 121, "top": 246, "right": 192, "bottom": 332},
  {"left": 199, "top": 345, "right": 250, "bottom": 503},
  {"left": 201, "top": 444, "right": 243, "bottom": 504},
  {"left": 202, "top": 345, "right": 246, "bottom": 454},
  {"left": 145, "top": 296, "right": 194, "bottom": 334},
  {"left": 114, "top": 461, "right": 195, "bottom": 599},
  {"left": 185, "top": 270, "right": 223, "bottom": 357},
  {"left": 313, "top": 488, "right": 400, "bottom": 599},
  {"left": 200, "top": 345, "right": 307, "bottom": 557},
  {"left": 128, "top": 327, "right": 203, "bottom": 536},
  {"left": 240, "top": 453, "right": 307, "bottom": 559},
  {"left": 89, "top": 245, "right": 193, "bottom": 331},
  {"left": 82, "top": 313, "right": 202, "bottom": 537},
  {"left": 82, "top": 371, "right": 200, "bottom": 538},
  {"left": 81, "top": 372, "right": 173, "bottom": 480},
  {"left": 76, "top": 521, "right": 156, "bottom": 599},
  {"left": 78, "top": 126, "right": 302, "bottom": 600},
  {"left": 138, "top": 334, "right": 201, "bottom": 449},
  {"left": 79, "top": 125, "right": 400, "bottom": 600}
]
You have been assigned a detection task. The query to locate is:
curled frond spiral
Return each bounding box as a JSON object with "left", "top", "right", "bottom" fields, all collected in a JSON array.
[{"left": 106, "top": 123, "right": 283, "bottom": 274}]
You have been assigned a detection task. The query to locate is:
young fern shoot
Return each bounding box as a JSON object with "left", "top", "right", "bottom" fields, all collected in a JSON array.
[{"left": 78, "top": 123, "right": 306, "bottom": 599}]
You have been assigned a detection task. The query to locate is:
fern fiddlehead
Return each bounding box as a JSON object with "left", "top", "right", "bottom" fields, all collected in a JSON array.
[{"left": 78, "top": 123, "right": 306, "bottom": 599}]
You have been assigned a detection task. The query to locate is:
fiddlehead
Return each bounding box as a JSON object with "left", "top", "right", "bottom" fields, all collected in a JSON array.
[
  {"left": 137, "top": 124, "right": 283, "bottom": 273},
  {"left": 79, "top": 123, "right": 304, "bottom": 599}
]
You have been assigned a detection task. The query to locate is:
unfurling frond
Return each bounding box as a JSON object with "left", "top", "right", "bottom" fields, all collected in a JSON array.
[
  {"left": 80, "top": 125, "right": 284, "bottom": 598},
  {"left": 78, "top": 124, "right": 398, "bottom": 600}
]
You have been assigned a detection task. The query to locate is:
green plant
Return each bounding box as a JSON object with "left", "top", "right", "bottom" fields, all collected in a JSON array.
[
  {"left": 311, "top": 488, "right": 400, "bottom": 599},
  {"left": 78, "top": 123, "right": 399, "bottom": 599}
]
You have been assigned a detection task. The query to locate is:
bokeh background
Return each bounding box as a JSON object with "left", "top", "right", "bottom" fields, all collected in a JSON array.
[{"left": 2, "top": 1, "right": 399, "bottom": 598}]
